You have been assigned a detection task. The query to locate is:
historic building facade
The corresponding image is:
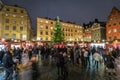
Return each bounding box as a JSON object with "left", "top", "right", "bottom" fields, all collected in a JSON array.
[
  {"left": 83, "top": 27, "right": 92, "bottom": 42},
  {"left": 37, "top": 17, "right": 83, "bottom": 42},
  {"left": 106, "top": 7, "right": 120, "bottom": 41},
  {"left": 0, "top": 3, "right": 34, "bottom": 41},
  {"left": 91, "top": 22, "right": 106, "bottom": 41},
  {"left": 83, "top": 19, "right": 106, "bottom": 42}
]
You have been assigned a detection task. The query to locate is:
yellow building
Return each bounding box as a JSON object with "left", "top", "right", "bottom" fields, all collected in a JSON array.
[
  {"left": 37, "top": 17, "right": 83, "bottom": 42},
  {"left": 83, "top": 27, "right": 92, "bottom": 42},
  {"left": 0, "top": 3, "right": 33, "bottom": 41}
]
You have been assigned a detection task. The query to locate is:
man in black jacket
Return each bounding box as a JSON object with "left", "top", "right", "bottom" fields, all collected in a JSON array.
[{"left": 2, "top": 49, "right": 14, "bottom": 80}]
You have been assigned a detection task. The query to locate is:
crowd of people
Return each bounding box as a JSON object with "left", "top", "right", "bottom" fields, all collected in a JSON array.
[
  {"left": 0, "top": 43, "right": 119, "bottom": 80},
  {"left": 39, "top": 43, "right": 120, "bottom": 79},
  {"left": 0, "top": 46, "right": 39, "bottom": 80}
]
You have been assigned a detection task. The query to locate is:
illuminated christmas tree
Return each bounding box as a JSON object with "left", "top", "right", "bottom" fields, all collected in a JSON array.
[{"left": 52, "top": 16, "right": 64, "bottom": 44}]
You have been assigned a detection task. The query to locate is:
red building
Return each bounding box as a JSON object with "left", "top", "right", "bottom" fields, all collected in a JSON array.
[{"left": 106, "top": 7, "right": 120, "bottom": 41}]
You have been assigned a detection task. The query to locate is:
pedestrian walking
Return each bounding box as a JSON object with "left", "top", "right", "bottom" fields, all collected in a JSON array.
[
  {"left": 93, "top": 51, "right": 101, "bottom": 68},
  {"left": 2, "top": 49, "right": 15, "bottom": 80},
  {"left": 105, "top": 52, "right": 116, "bottom": 76}
]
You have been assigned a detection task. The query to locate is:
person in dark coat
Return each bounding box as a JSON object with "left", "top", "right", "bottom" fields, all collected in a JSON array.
[
  {"left": 40, "top": 46, "right": 45, "bottom": 60},
  {"left": 28, "top": 46, "right": 32, "bottom": 60},
  {"left": 105, "top": 52, "right": 116, "bottom": 75},
  {"left": 56, "top": 52, "right": 65, "bottom": 76},
  {"left": 2, "top": 49, "right": 14, "bottom": 80},
  {"left": 70, "top": 47, "right": 74, "bottom": 65},
  {"left": 0, "top": 49, "right": 4, "bottom": 64}
]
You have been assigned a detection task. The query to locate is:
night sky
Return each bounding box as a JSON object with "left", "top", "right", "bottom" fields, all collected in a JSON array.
[{"left": 2, "top": 0, "right": 120, "bottom": 31}]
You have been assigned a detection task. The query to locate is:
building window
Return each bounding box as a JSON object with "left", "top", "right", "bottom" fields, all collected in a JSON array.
[
  {"left": 21, "top": 16, "right": 24, "bottom": 18},
  {"left": 5, "top": 26, "right": 9, "bottom": 30},
  {"left": 46, "top": 31, "right": 48, "bottom": 35},
  {"left": 119, "top": 22, "right": 120, "bottom": 25},
  {"left": 5, "top": 19, "right": 9, "bottom": 23},
  {"left": 113, "top": 29, "right": 117, "bottom": 32},
  {"left": 14, "top": 9, "right": 17, "bottom": 12},
  {"left": 6, "top": 8, "right": 10, "bottom": 11},
  {"left": 41, "top": 37, "right": 42, "bottom": 40},
  {"left": 51, "top": 22, "right": 53, "bottom": 24},
  {"left": 46, "top": 21, "right": 48, "bottom": 23},
  {"left": 40, "top": 31, "right": 43, "bottom": 35},
  {"left": 5, "top": 14, "right": 9, "bottom": 16},
  {"left": 12, "top": 34, "right": 16, "bottom": 39},
  {"left": 51, "top": 27, "right": 53, "bottom": 30},
  {"left": 46, "top": 26, "right": 48, "bottom": 29},
  {"left": 13, "top": 26, "right": 16, "bottom": 30},
  {"left": 113, "top": 23, "right": 116, "bottom": 26},
  {"left": 20, "top": 34, "right": 23, "bottom": 39},
  {"left": 5, "top": 33, "right": 9, "bottom": 38},
  {"left": 40, "top": 25, "right": 43, "bottom": 29},
  {"left": 63, "top": 28, "right": 64, "bottom": 31},
  {"left": 40, "top": 20, "right": 43, "bottom": 22},
  {"left": 68, "top": 29, "right": 70, "bottom": 31},
  {"left": 119, "top": 28, "right": 120, "bottom": 32},
  {"left": 13, "top": 20, "right": 16, "bottom": 24},
  {"left": 109, "top": 37, "right": 111, "bottom": 41},
  {"left": 110, "top": 18, "right": 113, "bottom": 20},
  {"left": 108, "top": 30, "right": 111, "bottom": 34},
  {"left": 108, "top": 25, "right": 111, "bottom": 27},
  {"left": 20, "top": 27, "right": 23, "bottom": 31},
  {"left": 46, "top": 37, "right": 48, "bottom": 41},
  {"left": 68, "top": 34, "right": 70, "bottom": 36},
  {"left": 114, "top": 36, "right": 117, "bottom": 40},
  {"left": 21, "top": 10, "right": 24, "bottom": 13},
  {"left": 20, "top": 21, "right": 23, "bottom": 24},
  {"left": 51, "top": 32, "right": 52, "bottom": 35},
  {"left": 66, "top": 29, "right": 67, "bottom": 31},
  {"left": 13, "top": 15, "right": 16, "bottom": 17}
]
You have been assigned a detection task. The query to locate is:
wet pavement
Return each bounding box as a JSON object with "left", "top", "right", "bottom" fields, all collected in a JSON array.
[
  {"left": 0, "top": 66, "right": 4, "bottom": 79},
  {"left": 38, "top": 59, "right": 120, "bottom": 80},
  {"left": 37, "top": 54, "right": 120, "bottom": 80},
  {"left": 0, "top": 55, "right": 120, "bottom": 80}
]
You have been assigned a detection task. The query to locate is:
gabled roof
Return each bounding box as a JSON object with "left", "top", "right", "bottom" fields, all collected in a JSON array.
[
  {"left": 107, "top": 7, "right": 120, "bottom": 20},
  {"left": 83, "top": 19, "right": 106, "bottom": 29},
  {"left": 111, "top": 7, "right": 120, "bottom": 13}
]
